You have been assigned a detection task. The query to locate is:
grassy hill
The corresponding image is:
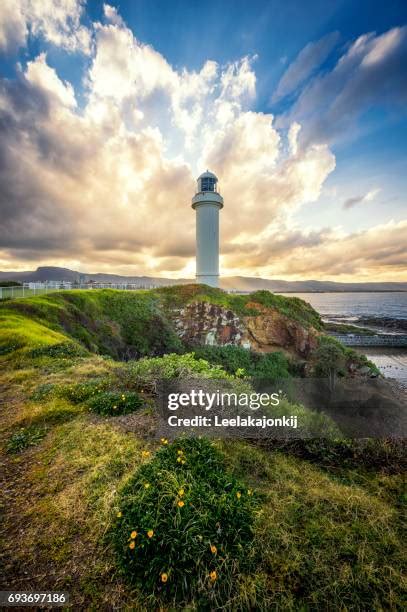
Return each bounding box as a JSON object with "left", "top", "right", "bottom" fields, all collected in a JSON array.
[
  {"left": 0, "top": 285, "right": 323, "bottom": 358},
  {"left": 0, "top": 288, "right": 405, "bottom": 609}
]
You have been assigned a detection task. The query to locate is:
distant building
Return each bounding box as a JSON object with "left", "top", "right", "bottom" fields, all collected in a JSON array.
[{"left": 191, "top": 170, "right": 223, "bottom": 287}]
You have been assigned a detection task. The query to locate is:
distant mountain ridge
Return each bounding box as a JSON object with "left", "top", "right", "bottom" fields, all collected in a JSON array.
[{"left": 0, "top": 266, "right": 405, "bottom": 292}]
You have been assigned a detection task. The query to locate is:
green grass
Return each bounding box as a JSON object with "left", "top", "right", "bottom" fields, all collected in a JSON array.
[
  {"left": 1, "top": 374, "right": 405, "bottom": 609},
  {"left": 0, "top": 310, "right": 70, "bottom": 356},
  {"left": 221, "top": 441, "right": 406, "bottom": 610},
  {"left": 324, "top": 321, "right": 376, "bottom": 336},
  {"left": 0, "top": 289, "right": 183, "bottom": 360},
  {"left": 0, "top": 286, "right": 404, "bottom": 610}
]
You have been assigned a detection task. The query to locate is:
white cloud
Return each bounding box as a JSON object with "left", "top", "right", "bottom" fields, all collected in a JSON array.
[
  {"left": 272, "top": 31, "right": 339, "bottom": 102},
  {"left": 0, "top": 6, "right": 404, "bottom": 282},
  {"left": 0, "top": 0, "right": 27, "bottom": 52},
  {"left": 362, "top": 27, "right": 404, "bottom": 66},
  {"left": 25, "top": 53, "right": 77, "bottom": 108},
  {"left": 343, "top": 188, "right": 381, "bottom": 209},
  {"left": 103, "top": 3, "right": 124, "bottom": 27},
  {"left": 279, "top": 26, "right": 407, "bottom": 147},
  {"left": 222, "top": 220, "right": 407, "bottom": 281},
  {"left": 87, "top": 20, "right": 174, "bottom": 106},
  {"left": 288, "top": 122, "right": 301, "bottom": 155},
  {"left": 0, "top": 0, "right": 91, "bottom": 54}
]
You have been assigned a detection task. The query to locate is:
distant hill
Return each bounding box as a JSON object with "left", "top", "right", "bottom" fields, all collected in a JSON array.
[
  {"left": 0, "top": 266, "right": 405, "bottom": 292},
  {"left": 221, "top": 276, "right": 407, "bottom": 292}
]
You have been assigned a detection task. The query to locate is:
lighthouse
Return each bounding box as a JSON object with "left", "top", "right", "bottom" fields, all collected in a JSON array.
[{"left": 191, "top": 170, "right": 223, "bottom": 287}]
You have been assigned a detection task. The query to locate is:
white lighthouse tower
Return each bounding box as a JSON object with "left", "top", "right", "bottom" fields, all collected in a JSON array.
[{"left": 191, "top": 170, "right": 223, "bottom": 287}]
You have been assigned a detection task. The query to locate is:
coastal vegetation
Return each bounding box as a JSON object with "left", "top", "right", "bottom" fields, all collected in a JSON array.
[{"left": 0, "top": 287, "right": 405, "bottom": 609}]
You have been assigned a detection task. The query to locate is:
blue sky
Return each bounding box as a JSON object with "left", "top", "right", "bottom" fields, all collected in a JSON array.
[{"left": 0, "top": 0, "right": 406, "bottom": 280}]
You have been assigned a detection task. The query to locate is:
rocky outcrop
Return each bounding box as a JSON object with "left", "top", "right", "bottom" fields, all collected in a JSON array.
[
  {"left": 243, "top": 303, "right": 320, "bottom": 358},
  {"left": 173, "top": 301, "right": 320, "bottom": 359},
  {"left": 173, "top": 302, "right": 250, "bottom": 348}
]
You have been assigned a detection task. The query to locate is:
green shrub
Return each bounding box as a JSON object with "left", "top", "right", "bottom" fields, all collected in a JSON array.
[
  {"left": 313, "top": 335, "right": 379, "bottom": 379},
  {"left": 30, "top": 382, "right": 56, "bottom": 401},
  {"left": 262, "top": 398, "right": 341, "bottom": 438},
  {"left": 57, "top": 379, "right": 111, "bottom": 404},
  {"left": 7, "top": 426, "right": 47, "bottom": 453},
  {"left": 0, "top": 280, "right": 22, "bottom": 287},
  {"left": 191, "top": 346, "right": 291, "bottom": 380},
  {"left": 110, "top": 438, "right": 257, "bottom": 606},
  {"left": 87, "top": 391, "right": 144, "bottom": 416},
  {"left": 313, "top": 336, "right": 347, "bottom": 387},
  {"left": 270, "top": 438, "right": 406, "bottom": 473},
  {"left": 0, "top": 341, "right": 24, "bottom": 356},
  {"left": 29, "top": 341, "right": 87, "bottom": 358},
  {"left": 120, "top": 352, "right": 231, "bottom": 389}
]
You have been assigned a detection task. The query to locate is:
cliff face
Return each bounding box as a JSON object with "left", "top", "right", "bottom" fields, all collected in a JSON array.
[
  {"left": 244, "top": 303, "right": 320, "bottom": 358},
  {"left": 173, "top": 301, "right": 320, "bottom": 359}
]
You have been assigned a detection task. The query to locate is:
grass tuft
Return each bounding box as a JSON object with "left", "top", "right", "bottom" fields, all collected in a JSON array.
[
  {"left": 87, "top": 390, "right": 144, "bottom": 416},
  {"left": 110, "top": 438, "right": 258, "bottom": 607},
  {"left": 6, "top": 425, "right": 48, "bottom": 453}
]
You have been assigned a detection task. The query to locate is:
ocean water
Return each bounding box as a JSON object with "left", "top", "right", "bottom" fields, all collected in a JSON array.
[
  {"left": 357, "top": 347, "right": 407, "bottom": 384},
  {"left": 280, "top": 292, "right": 407, "bottom": 320}
]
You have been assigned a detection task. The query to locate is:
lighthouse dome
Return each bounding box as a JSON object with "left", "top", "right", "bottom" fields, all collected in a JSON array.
[{"left": 197, "top": 170, "right": 218, "bottom": 193}]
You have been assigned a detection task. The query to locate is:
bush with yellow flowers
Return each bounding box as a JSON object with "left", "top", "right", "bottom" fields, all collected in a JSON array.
[
  {"left": 87, "top": 390, "right": 143, "bottom": 416},
  {"left": 111, "top": 437, "right": 258, "bottom": 606}
]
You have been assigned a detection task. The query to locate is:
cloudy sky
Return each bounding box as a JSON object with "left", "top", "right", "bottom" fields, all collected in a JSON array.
[{"left": 0, "top": 0, "right": 406, "bottom": 281}]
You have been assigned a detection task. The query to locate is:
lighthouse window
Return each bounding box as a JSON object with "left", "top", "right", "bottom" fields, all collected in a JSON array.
[{"left": 201, "top": 177, "right": 216, "bottom": 192}]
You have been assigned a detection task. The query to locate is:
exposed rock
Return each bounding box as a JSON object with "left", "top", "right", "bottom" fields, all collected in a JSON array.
[
  {"left": 173, "top": 302, "right": 250, "bottom": 348},
  {"left": 244, "top": 303, "right": 320, "bottom": 358},
  {"left": 172, "top": 301, "right": 321, "bottom": 359}
]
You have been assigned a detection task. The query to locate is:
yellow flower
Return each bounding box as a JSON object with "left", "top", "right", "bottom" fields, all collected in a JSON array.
[
  {"left": 129, "top": 541, "right": 135, "bottom": 550},
  {"left": 130, "top": 531, "right": 137, "bottom": 539},
  {"left": 247, "top": 489, "right": 253, "bottom": 496},
  {"left": 122, "top": 395, "right": 126, "bottom": 400},
  {"left": 147, "top": 530, "right": 154, "bottom": 538},
  {"left": 144, "top": 482, "right": 150, "bottom": 489},
  {"left": 161, "top": 572, "right": 168, "bottom": 583},
  {"left": 181, "top": 459, "right": 186, "bottom": 465},
  {"left": 177, "top": 449, "right": 183, "bottom": 455},
  {"left": 236, "top": 491, "right": 241, "bottom": 499},
  {"left": 209, "top": 570, "right": 217, "bottom": 582},
  {"left": 177, "top": 457, "right": 182, "bottom": 463},
  {"left": 113, "top": 405, "right": 117, "bottom": 409},
  {"left": 178, "top": 488, "right": 184, "bottom": 497},
  {"left": 116, "top": 511, "right": 122, "bottom": 518},
  {"left": 177, "top": 500, "right": 185, "bottom": 508},
  {"left": 160, "top": 437, "right": 168, "bottom": 445},
  {"left": 210, "top": 544, "right": 217, "bottom": 554},
  {"left": 141, "top": 450, "right": 151, "bottom": 458}
]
